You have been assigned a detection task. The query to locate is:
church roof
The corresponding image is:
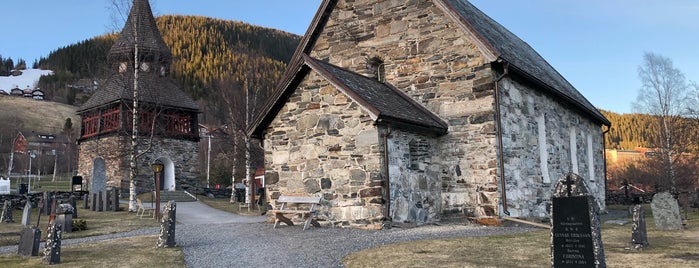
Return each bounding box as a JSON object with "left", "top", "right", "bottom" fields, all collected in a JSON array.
[
  {"left": 441, "top": 0, "right": 609, "bottom": 126},
  {"left": 304, "top": 55, "right": 448, "bottom": 135},
  {"left": 77, "top": 72, "right": 199, "bottom": 112},
  {"left": 78, "top": 0, "right": 197, "bottom": 112},
  {"left": 108, "top": 0, "right": 171, "bottom": 63},
  {"left": 250, "top": 0, "right": 610, "bottom": 136}
]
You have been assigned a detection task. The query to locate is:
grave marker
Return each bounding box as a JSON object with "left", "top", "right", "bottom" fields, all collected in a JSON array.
[
  {"left": 157, "top": 201, "right": 177, "bottom": 248},
  {"left": 631, "top": 204, "right": 648, "bottom": 249},
  {"left": 21, "top": 202, "right": 32, "bottom": 226},
  {"left": 1, "top": 200, "right": 14, "bottom": 223},
  {"left": 42, "top": 223, "right": 62, "bottom": 265},
  {"left": 550, "top": 173, "right": 605, "bottom": 267},
  {"left": 18, "top": 227, "right": 41, "bottom": 256},
  {"left": 650, "top": 191, "right": 683, "bottom": 231}
]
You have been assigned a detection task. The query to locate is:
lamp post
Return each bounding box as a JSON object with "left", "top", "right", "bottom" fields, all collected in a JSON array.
[
  {"left": 151, "top": 160, "right": 164, "bottom": 221},
  {"left": 27, "top": 151, "right": 36, "bottom": 193}
]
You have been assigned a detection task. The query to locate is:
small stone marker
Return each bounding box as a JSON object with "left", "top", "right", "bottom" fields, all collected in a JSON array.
[
  {"left": 43, "top": 192, "right": 53, "bottom": 216},
  {"left": 157, "top": 201, "right": 177, "bottom": 248},
  {"left": 56, "top": 204, "right": 74, "bottom": 233},
  {"left": 83, "top": 194, "right": 89, "bottom": 209},
  {"left": 550, "top": 173, "right": 605, "bottom": 267},
  {"left": 21, "top": 202, "right": 32, "bottom": 226},
  {"left": 69, "top": 196, "right": 78, "bottom": 218},
  {"left": 1, "top": 200, "right": 14, "bottom": 223},
  {"left": 650, "top": 191, "right": 683, "bottom": 231},
  {"left": 111, "top": 188, "right": 120, "bottom": 211},
  {"left": 18, "top": 226, "right": 41, "bottom": 256},
  {"left": 42, "top": 223, "right": 62, "bottom": 265},
  {"left": 631, "top": 204, "right": 648, "bottom": 249},
  {"left": 91, "top": 193, "right": 98, "bottom": 211}
]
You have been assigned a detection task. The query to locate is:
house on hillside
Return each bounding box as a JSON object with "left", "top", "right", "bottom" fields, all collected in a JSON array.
[
  {"left": 11, "top": 131, "right": 72, "bottom": 177},
  {"left": 76, "top": 0, "right": 200, "bottom": 195},
  {"left": 10, "top": 87, "right": 22, "bottom": 97},
  {"left": 250, "top": 0, "right": 611, "bottom": 229},
  {"left": 31, "top": 89, "right": 45, "bottom": 100},
  {"left": 0, "top": 89, "right": 8, "bottom": 96}
]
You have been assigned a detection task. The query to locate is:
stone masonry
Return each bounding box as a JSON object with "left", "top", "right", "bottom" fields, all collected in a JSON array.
[{"left": 78, "top": 135, "right": 199, "bottom": 194}]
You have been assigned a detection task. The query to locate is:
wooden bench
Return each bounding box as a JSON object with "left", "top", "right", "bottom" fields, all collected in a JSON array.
[
  {"left": 136, "top": 198, "right": 155, "bottom": 219},
  {"left": 269, "top": 196, "right": 321, "bottom": 230}
]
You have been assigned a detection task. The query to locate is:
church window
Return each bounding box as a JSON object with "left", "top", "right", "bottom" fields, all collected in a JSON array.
[
  {"left": 81, "top": 111, "right": 100, "bottom": 138},
  {"left": 119, "top": 62, "right": 128, "bottom": 73},
  {"left": 366, "top": 56, "right": 386, "bottom": 82}
]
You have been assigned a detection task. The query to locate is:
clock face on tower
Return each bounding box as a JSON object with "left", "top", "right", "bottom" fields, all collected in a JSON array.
[
  {"left": 119, "top": 62, "right": 127, "bottom": 73},
  {"left": 140, "top": 62, "right": 150, "bottom": 72}
]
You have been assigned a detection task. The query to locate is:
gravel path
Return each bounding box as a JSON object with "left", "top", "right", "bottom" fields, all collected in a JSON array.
[{"left": 0, "top": 201, "right": 540, "bottom": 267}]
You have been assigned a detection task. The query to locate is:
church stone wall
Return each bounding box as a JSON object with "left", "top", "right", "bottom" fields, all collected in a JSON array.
[
  {"left": 78, "top": 136, "right": 200, "bottom": 194},
  {"left": 498, "top": 77, "right": 606, "bottom": 218},
  {"left": 264, "top": 72, "right": 385, "bottom": 229},
  {"left": 309, "top": 0, "right": 499, "bottom": 219}
]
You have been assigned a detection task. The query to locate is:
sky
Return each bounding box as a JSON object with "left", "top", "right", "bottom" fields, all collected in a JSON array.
[{"left": 1, "top": 0, "right": 697, "bottom": 115}]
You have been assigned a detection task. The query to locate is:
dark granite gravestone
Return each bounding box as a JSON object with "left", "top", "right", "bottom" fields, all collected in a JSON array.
[
  {"left": 157, "top": 201, "right": 177, "bottom": 248},
  {"left": 631, "top": 204, "right": 649, "bottom": 249},
  {"left": 56, "top": 214, "right": 73, "bottom": 233},
  {"left": 42, "top": 223, "right": 62, "bottom": 265},
  {"left": 91, "top": 193, "right": 98, "bottom": 211},
  {"left": 69, "top": 196, "right": 78, "bottom": 218},
  {"left": 43, "top": 193, "right": 54, "bottom": 216},
  {"left": 98, "top": 191, "right": 104, "bottom": 212},
  {"left": 102, "top": 190, "right": 109, "bottom": 212},
  {"left": 111, "top": 188, "right": 120, "bottom": 211},
  {"left": 1, "top": 200, "right": 14, "bottom": 223},
  {"left": 83, "top": 194, "right": 89, "bottom": 209},
  {"left": 21, "top": 202, "right": 32, "bottom": 226},
  {"left": 650, "top": 191, "right": 683, "bottom": 231},
  {"left": 550, "top": 173, "right": 605, "bottom": 267},
  {"left": 18, "top": 227, "right": 41, "bottom": 256}
]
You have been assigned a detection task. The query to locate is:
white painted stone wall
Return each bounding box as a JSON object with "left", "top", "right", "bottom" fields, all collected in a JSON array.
[{"left": 498, "top": 77, "right": 606, "bottom": 217}]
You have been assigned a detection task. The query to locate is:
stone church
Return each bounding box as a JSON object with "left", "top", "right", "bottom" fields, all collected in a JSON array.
[
  {"left": 250, "top": 0, "right": 611, "bottom": 229},
  {"left": 77, "top": 0, "right": 200, "bottom": 195}
]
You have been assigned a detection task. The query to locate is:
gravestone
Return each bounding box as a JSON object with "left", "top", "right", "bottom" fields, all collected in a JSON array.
[
  {"left": 650, "top": 191, "right": 683, "bottom": 231},
  {"left": 83, "top": 194, "right": 89, "bottom": 209},
  {"left": 21, "top": 202, "right": 32, "bottom": 226},
  {"left": 111, "top": 188, "right": 120, "bottom": 211},
  {"left": 1, "top": 200, "right": 14, "bottom": 223},
  {"left": 550, "top": 173, "right": 605, "bottom": 267},
  {"left": 157, "top": 201, "right": 177, "bottom": 248},
  {"left": 17, "top": 227, "right": 41, "bottom": 256},
  {"left": 56, "top": 204, "right": 74, "bottom": 233},
  {"left": 91, "top": 158, "right": 107, "bottom": 195},
  {"left": 69, "top": 196, "right": 78, "bottom": 218},
  {"left": 91, "top": 193, "right": 98, "bottom": 211},
  {"left": 42, "top": 223, "right": 62, "bottom": 265},
  {"left": 103, "top": 190, "right": 109, "bottom": 211},
  {"left": 43, "top": 192, "right": 54, "bottom": 216},
  {"left": 631, "top": 204, "right": 649, "bottom": 249}
]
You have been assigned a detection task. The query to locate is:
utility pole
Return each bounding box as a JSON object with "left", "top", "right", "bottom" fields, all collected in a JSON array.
[{"left": 207, "top": 132, "right": 212, "bottom": 188}]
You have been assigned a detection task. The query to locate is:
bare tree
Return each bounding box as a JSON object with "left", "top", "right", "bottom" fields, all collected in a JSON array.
[{"left": 633, "top": 52, "right": 692, "bottom": 193}]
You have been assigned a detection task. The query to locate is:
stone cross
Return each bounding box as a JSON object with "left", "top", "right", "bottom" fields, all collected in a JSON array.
[
  {"left": 21, "top": 202, "right": 32, "bottom": 226},
  {"left": 550, "top": 173, "right": 606, "bottom": 267},
  {"left": 650, "top": 191, "right": 683, "bottom": 231},
  {"left": 42, "top": 223, "right": 62, "bottom": 265},
  {"left": 157, "top": 201, "right": 177, "bottom": 248},
  {"left": 1, "top": 200, "right": 14, "bottom": 223},
  {"left": 18, "top": 226, "right": 41, "bottom": 256},
  {"left": 631, "top": 204, "right": 648, "bottom": 249}
]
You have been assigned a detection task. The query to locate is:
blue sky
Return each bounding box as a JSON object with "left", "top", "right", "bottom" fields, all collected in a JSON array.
[{"left": 1, "top": 0, "right": 697, "bottom": 115}]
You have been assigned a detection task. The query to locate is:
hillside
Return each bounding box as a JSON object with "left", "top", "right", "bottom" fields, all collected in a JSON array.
[
  {"left": 0, "top": 95, "right": 78, "bottom": 134},
  {"left": 602, "top": 110, "right": 699, "bottom": 154},
  {"left": 35, "top": 15, "right": 301, "bottom": 126}
]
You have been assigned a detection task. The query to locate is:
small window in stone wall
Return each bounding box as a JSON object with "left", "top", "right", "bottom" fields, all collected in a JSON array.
[
  {"left": 365, "top": 56, "right": 386, "bottom": 82},
  {"left": 409, "top": 138, "right": 429, "bottom": 171}
]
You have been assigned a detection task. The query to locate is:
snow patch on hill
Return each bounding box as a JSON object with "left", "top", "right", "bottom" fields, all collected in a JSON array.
[{"left": 0, "top": 69, "right": 53, "bottom": 93}]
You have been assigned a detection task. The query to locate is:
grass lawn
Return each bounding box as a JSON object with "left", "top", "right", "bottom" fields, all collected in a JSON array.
[
  {"left": 343, "top": 205, "right": 699, "bottom": 267},
  {"left": 0, "top": 197, "right": 179, "bottom": 267}
]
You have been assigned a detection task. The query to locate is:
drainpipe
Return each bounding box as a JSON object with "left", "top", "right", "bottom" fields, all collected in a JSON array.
[
  {"left": 493, "top": 61, "right": 510, "bottom": 216},
  {"left": 381, "top": 124, "right": 392, "bottom": 221},
  {"left": 602, "top": 125, "right": 611, "bottom": 204}
]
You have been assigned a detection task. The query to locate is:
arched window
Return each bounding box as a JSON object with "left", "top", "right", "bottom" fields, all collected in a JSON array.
[{"left": 366, "top": 56, "right": 386, "bottom": 82}]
